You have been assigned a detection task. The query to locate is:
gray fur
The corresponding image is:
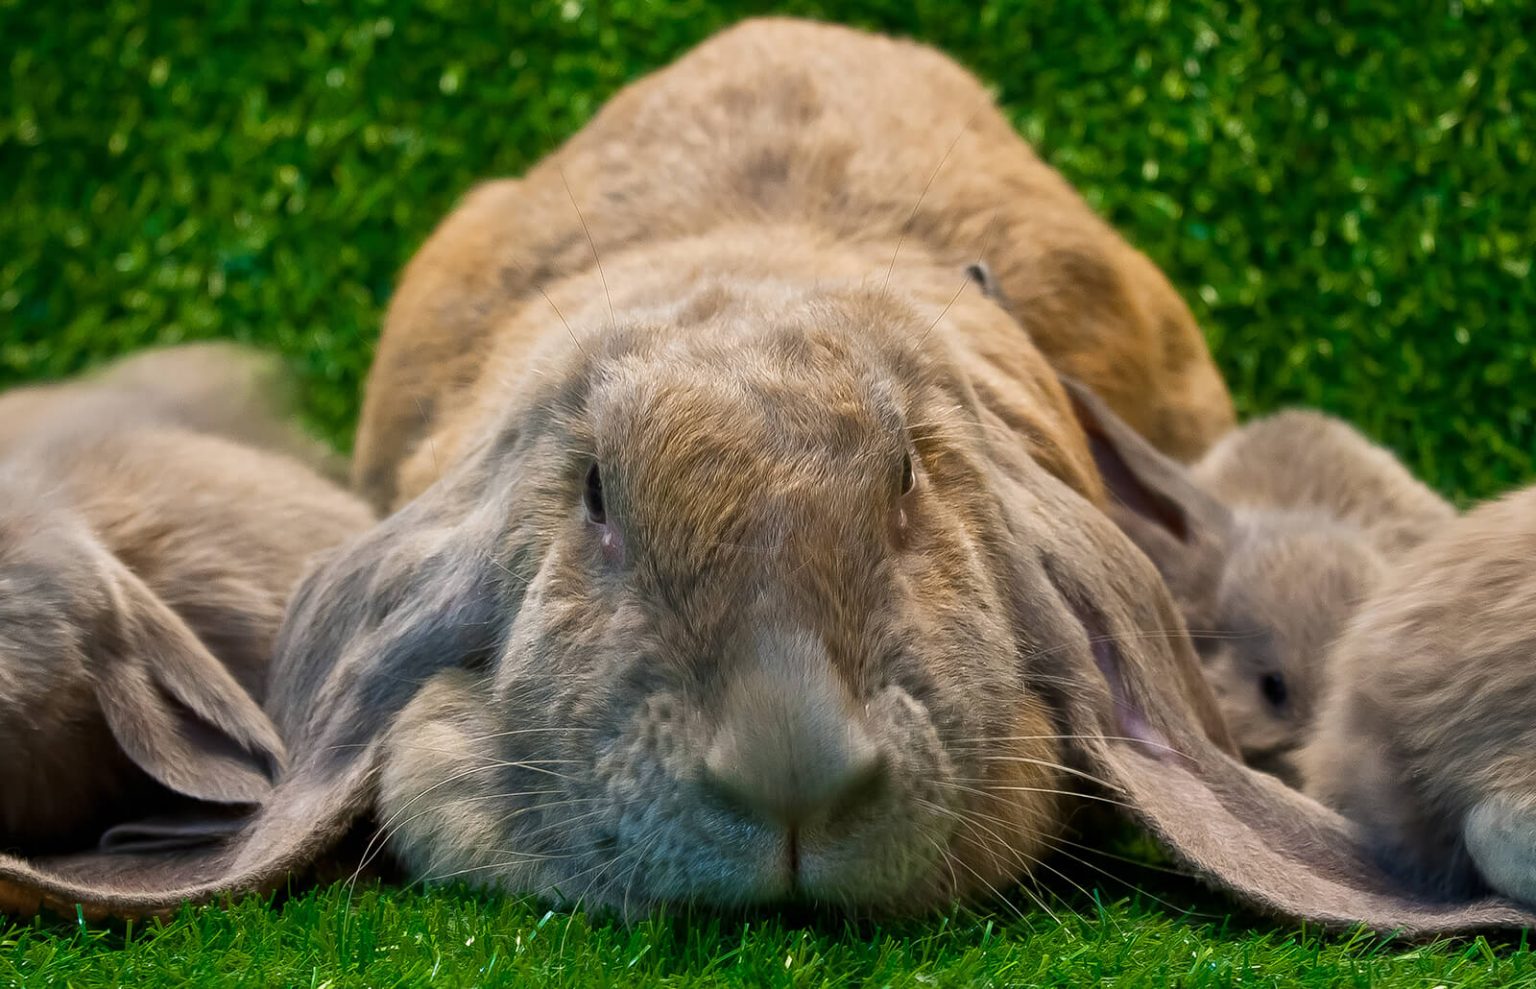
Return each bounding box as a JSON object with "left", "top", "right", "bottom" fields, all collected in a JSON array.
[
  {"left": 0, "top": 346, "right": 373, "bottom": 851},
  {"left": 1299, "top": 485, "right": 1536, "bottom": 905},
  {"left": 1064, "top": 381, "right": 1452, "bottom": 780}
]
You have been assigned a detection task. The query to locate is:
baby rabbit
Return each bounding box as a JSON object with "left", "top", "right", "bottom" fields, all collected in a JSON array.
[
  {"left": 1298, "top": 485, "right": 1536, "bottom": 905},
  {"left": 0, "top": 344, "right": 374, "bottom": 853},
  {"left": 0, "top": 342, "right": 346, "bottom": 479},
  {"left": 1065, "top": 382, "right": 1454, "bottom": 780}
]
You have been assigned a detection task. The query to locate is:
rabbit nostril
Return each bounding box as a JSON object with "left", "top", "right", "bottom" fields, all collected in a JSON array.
[
  {"left": 828, "top": 750, "right": 889, "bottom": 820},
  {"left": 699, "top": 763, "right": 761, "bottom": 821}
]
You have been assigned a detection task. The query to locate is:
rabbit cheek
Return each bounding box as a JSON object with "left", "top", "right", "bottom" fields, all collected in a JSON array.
[
  {"left": 576, "top": 687, "right": 957, "bottom": 910},
  {"left": 945, "top": 694, "right": 1065, "bottom": 897},
  {"left": 380, "top": 671, "right": 562, "bottom": 894},
  {"left": 581, "top": 691, "right": 741, "bottom": 908}
]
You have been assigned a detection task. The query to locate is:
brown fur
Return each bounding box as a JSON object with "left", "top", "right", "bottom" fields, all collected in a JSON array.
[
  {"left": 0, "top": 347, "right": 373, "bottom": 851},
  {"left": 326, "top": 16, "right": 1238, "bottom": 911},
  {"left": 352, "top": 17, "right": 1232, "bottom": 512},
  {"left": 1299, "top": 485, "right": 1536, "bottom": 904},
  {"left": 1066, "top": 386, "right": 1453, "bottom": 780},
  {"left": 4, "top": 20, "right": 1533, "bottom": 936}
]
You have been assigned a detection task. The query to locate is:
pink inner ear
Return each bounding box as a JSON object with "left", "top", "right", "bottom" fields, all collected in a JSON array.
[{"left": 1091, "top": 637, "right": 1177, "bottom": 761}]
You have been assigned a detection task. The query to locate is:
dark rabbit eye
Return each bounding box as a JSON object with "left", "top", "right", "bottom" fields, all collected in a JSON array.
[
  {"left": 899, "top": 452, "right": 915, "bottom": 495},
  {"left": 583, "top": 463, "right": 606, "bottom": 523},
  {"left": 1260, "top": 672, "right": 1288, "bottom": 710}
]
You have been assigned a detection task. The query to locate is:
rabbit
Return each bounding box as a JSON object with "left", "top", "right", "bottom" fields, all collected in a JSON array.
[
  {"left": 0, "top": 341, "right": 347, "bottom": 481},
  {"left": 266, "top": 14, "right": 1246, "bottom": 916},
  {"left": 7, "top": 18, "right": 1535, "bottom": 939},
  {"left": 0, "top": 344, "right": 375, "bottom": 853},
  {"left": 264, "top": 11, "right": 1247, "bottom": 915},
  {"left": 1297, "top": 484, "right": 1536, "bottom": 905},
  {"left": 1064, "top": 381, "right": 1455, "bottom": 782}
]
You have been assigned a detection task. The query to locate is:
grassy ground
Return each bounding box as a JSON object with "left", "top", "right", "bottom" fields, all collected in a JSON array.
[{"left": 3, "top": 0, "right": 1535, "bottom": 984}]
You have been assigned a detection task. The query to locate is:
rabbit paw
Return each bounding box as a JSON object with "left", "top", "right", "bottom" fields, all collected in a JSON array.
[{"left": 1465, "top": 794, "right": 1536, "bottom": 906}]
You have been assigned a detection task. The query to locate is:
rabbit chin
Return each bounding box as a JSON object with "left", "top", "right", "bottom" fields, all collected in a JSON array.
[{"left": 378, "top": 669, "right": 1064, "bottom": 914}]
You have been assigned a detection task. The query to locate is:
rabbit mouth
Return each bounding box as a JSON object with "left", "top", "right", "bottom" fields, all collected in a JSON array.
[
  {"left": 378, "top": 671, "right": 1012, "bottom": 912},
  {"left": 549, "top": 684, "right": 965, "bottom": 913}
]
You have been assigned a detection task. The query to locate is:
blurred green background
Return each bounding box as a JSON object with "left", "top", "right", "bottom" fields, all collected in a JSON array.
[
  {"left": 4, "top": 1, "right": 1536, "bottom": 984},
  {"left": 4, "top": 0, "right": 1533, "bottom": 500}
]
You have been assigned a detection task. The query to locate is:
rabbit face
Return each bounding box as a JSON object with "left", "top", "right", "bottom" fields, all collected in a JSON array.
[
  {"left": 372, "top": 281, "right": 1099, "bottom": 913},
  {"left": 1191, "top": 519, "right": 1386, "bottom": 780}
]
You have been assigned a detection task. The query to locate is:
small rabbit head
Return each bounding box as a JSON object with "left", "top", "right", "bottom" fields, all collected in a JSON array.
[{"left": 1062, "top": 382, "right": 1389, "bottom": 780}]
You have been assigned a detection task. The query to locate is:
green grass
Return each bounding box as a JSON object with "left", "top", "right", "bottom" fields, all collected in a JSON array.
[{"left": 3, "top": 0, "right": 1535, "bottom": 984}]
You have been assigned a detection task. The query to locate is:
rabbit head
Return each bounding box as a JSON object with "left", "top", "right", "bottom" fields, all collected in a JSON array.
[
  {"left": 1063, "top": 382, "right": 1406, "bottom": 780},
  {"left": 269, "top": 255, "right": 1221, "bottom": 913}
]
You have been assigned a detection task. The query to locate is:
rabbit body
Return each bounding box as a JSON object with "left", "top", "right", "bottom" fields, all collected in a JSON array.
[
  {"left": 0, "top": 346, "right": 373, "bottom": 851},
  {"left": 281, "top": 16, "right": 1242, "bottom": 914},
  {"left": 1299, "top": 485, "right": 1536, "bottom": 903}
]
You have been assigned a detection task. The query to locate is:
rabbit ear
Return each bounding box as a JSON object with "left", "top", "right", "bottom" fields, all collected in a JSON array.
[
  {"left": 89, "top": 551, "right": 286, "bottom": 806},
  {"left": 1021, "top": 478, "right": 1536, "bottom": 935},
  {"left": 1060, "top": 377, "right": 1235, "bottom": 597},
  {"left": 0, "top": 449, "right": 513, "bottom": 920}
]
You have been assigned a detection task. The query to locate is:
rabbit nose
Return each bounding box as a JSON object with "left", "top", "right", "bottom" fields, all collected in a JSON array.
[
  {"left": 703, "top": 702, "right": 887, "bottom": 829},
  {"left": 702, "top": 626, "right": 888, "bottom": 829}
]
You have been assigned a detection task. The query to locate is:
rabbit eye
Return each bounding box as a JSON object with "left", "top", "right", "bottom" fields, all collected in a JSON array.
[
  {"left": 899, "top": 452, "right": 915, "bottom": 496},
  {"left": 583, "top": 463, "right": 606, "bottom": 524},
  {"left": 1260, "top": 672, "right": 1288, "bottom": 710}
]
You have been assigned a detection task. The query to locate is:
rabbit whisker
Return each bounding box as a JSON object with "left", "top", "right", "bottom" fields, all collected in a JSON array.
[
  {"left": 559, "top": 167, "right": 615, "bottom": 333},
  {"left": 946, "top": 732, "right": 1186, "bottom": 758},
  {"left": 945, "top": 776, "right": 1134, "bottom": 812},
  {"left": 916, "top": 797, "right": 1058, "bottom": 925},
  {"left": 1037, "top": 835, "right": 1221, "bottom": 921},
  {"left": 917, "top": 210, "right": 1002, "bottom": 348},
  {"left": 882, "top": 92, "right": 990, "bottom": 294},
  {"left": 970, "top": 753, "right": 1118, "bottom": 789}
]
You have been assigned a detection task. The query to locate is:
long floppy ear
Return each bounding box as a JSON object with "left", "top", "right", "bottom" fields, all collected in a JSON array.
[
  {"left": 1060, "top": 377, "right": 1235, "bottom": 600},
  {"left": 0, "top": 448, "right": 515, "bottom": 920},
  {"left": 90, "top": 551, "right": 285, "bottom": 805},
  {"left": 1022, "top": 473, "right": 1536, "bottom": 935}
]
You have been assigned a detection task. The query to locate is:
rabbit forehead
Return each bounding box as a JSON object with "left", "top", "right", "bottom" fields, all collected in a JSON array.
[
  {"left": 578, "top": 285, "right": 953, "bottom": 452},
  {"left": 1219, "top": 519, "right": 1382, "bottom": 646}
]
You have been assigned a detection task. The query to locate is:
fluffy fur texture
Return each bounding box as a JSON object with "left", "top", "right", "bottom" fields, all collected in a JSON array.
[
  {"left": 351, "top": 19, "right": 1234, "bottom": 513},
  {"left": 1066, "top": 382, "right": 1453, "bottom": 781},
  {"left": 4, "top": 20, "right": 1534, "bottom": 937},
  {"left": 0, "top": 345, "right": 373, "bottom": 852},
  {"left": 335, "top": 17, "right": 1236, "bottom": 911},
  {"left": 1299, "top": 485, "right": 1536, "bottom": 905}
]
